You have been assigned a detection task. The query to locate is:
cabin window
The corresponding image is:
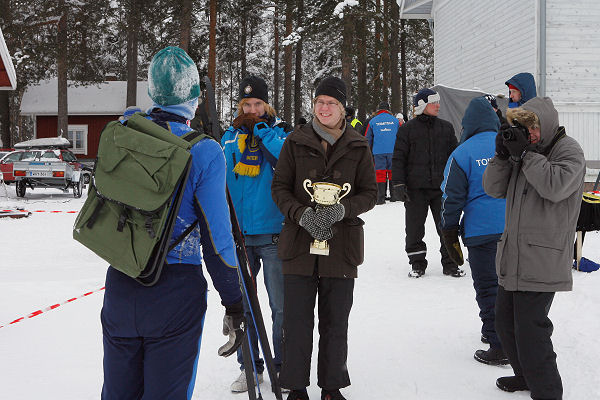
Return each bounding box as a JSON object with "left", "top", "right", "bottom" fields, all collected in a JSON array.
[{"left": 67, "top": 125, "right": 88, "bottom": 154}]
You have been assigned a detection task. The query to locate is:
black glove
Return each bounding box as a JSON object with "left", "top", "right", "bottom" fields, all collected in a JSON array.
[
  {"left": 392, "top": 184, "right": 410, "bottom": 202},
  {"left": 495, "top": 132, "right": 510, "bottom": 160},
  {"left": 218, "top": 301, "right": 246, "bottom": 357},
  {"left": 299, "top": 207, "right": 333, "bottom": 241},
  {"left": 501, "top": 125, "right": 530, "bottom": 160},
  {"left": 441, "top": 229, "right": 464, "bottom": 266},
  {"left": 314, "top": 203, "right": 345, "bottom": 227}
]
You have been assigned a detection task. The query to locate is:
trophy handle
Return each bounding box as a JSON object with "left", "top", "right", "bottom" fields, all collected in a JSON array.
[
  {"left": 303, "top": 179, "right": 315, "bottom": 202},
  {"left": 338, "top": 183, "right": 351, "bottom": 201}
]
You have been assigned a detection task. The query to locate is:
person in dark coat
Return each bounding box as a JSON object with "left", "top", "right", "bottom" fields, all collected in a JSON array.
[
  {"left": 483, "top": 97, "right": 585, "bottom": 399},
  {"left": 505, "top": 72, "right": 537, "bottom": 109},
  {"left": 391, "top": 88, "right": 464, "bottom": 278},
  {"left": 271, "top": 76, "right": 377, "bottom": 400},
  {"left": 440, "top": 96, "right": 507, "bottom": 365}
]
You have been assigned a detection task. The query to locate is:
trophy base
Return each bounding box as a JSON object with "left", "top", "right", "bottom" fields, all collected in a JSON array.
[{"left": 310, "top": 240, "right": 330, "bottom": 256}]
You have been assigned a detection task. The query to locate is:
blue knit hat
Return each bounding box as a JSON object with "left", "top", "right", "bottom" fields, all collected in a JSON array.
[
  {"left": 147, "top": 46, "right": 200, "bottom": 106},
  {"left": 413, "top": 88, "right": 440, "bottom": 115}
]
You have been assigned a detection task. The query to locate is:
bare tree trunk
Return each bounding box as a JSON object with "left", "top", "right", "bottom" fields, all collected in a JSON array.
[
  {"left": 390, "top": 0, "right": 400, "bottom": 114},
  {"left": 126, "top": 0, "right": 139, "bottom": 107},
  {"left": 283, "top": 0, "right": 293, "bottom": 124},
  {"left": 357, "top": 0, "right": 368, "bottom": 122},
  {"left": 179, "top": 0, "right": 192, "bottom": 52},
  {"left": 400, "top": 19, "right": 408, "bottom": 119},
  {"left": 372, "top": 0, "right": 382, "bottom": 111},
  {"left": 208, "top": 0, "right": 217, "bottom": 86},
  {"left": 240, "top": 2, "right": 248, "bottom": 78},
  {"left": 341, "top": 11, "right": 353, "bottom": 104},
  {"left": 0, "top": 92, "right": 9, "bottom": 147},
  {"left": 293, "top": 0, "right": 303, "bottom": 124},
  {"left": 381, "top": 0, "right": 390, "bottom": 102},
  {"left": 57, "top": 3, "right": 68, "bottom": 137},
  {"left": 273, "top": 4, "right": 280, "bottom": 112}
]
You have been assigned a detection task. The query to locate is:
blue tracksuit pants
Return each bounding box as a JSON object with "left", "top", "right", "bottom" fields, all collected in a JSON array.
[{"left": 101, "top": 264, "right": 208, "bottom": 400}]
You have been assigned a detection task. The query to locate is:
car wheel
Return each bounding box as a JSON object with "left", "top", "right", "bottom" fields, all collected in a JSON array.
[
  {"left": 16, "top": 180, "right": 26, "bottom": 197},
  {"left": 73, "top": 178, "right": 83, "bottom": 198}
]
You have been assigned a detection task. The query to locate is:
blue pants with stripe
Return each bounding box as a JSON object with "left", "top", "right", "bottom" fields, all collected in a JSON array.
[{"left": 101, "top": 264, "right": 208, "bottom": 400}]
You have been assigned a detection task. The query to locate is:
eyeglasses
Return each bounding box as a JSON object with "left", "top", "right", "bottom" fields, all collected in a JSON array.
[{"left": 315, "top": 100, "right": 339, "bottom": 108}]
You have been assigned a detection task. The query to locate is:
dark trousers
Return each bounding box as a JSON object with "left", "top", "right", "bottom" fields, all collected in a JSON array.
[
  {"left": 404, "top": 188, "right": 454, "bottom": 270},
  {"left": 496, "top": 286, "right": 563, "bottom": 399},
  {"left": 279, "top": 269, "right": 354, "bottom": 391},
  {"left": 467, "top": 242, "right": 501, "bottom": 348},
  {"left": 101, "top": 265, "right": 208, "bottom": 400}
]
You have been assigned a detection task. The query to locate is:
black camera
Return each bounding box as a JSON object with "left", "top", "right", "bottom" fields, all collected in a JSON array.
[{"left": 501, "top": 120, "right": 529, "bottom": 141}]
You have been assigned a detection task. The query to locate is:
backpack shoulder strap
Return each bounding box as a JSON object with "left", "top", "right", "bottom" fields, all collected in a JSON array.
[{"left": 181, "top": 129, "right": 211, "bottom": 146}]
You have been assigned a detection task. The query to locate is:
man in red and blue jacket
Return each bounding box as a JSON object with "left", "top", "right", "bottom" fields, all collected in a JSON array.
[{"left": 365, "top": 101, "right": 401, "bottom": 204}]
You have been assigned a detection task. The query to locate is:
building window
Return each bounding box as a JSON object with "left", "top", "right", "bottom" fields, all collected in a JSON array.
[{"left": 67, "top": 125, "right": 88, "bottom": 154}]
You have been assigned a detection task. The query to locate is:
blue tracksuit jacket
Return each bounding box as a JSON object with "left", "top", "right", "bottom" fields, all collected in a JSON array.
[
  {"left": 441, "top": 97, "right": 505, "bottom": 246},
  {"left": 505, "top": 72, "right": 537, "bottom": 109},
  {"left": 221, "top": 116, "right": 289, "bottom": 236},
  {"left": 365, "top": 110, "right": 400, "bottom": 155}
]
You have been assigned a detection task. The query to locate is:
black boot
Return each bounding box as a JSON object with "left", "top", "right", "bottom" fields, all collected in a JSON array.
[
  {"left": 287, "top": 388, "right": 310, "bottom": 400},
  {"left": 474, "top": 347, "right": 509, "bottom": 366},
  {"left": 321, "top": 389, "right": 346, "bottom": 400},
  {"left": 496, "top": 376, "right": 529, "bottom": 392},
  {"left": 390, "top": 180, "right": 400, "bottom": 202},
  {"left": 376, "top": 182, "right": 386, "bottom": 205}
]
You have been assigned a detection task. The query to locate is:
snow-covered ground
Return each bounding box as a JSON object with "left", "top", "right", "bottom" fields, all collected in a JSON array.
[{"left": 1, "top": 184, "right": 599, "bottom": 399}]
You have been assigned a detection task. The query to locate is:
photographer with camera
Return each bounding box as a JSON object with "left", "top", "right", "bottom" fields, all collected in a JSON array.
[{"left": 483, "top": 97, "right": 585, "bottom": 399}]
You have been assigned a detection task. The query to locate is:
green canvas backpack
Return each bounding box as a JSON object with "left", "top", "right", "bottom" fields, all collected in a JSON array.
[{"left": 73, "top": 113, "right": 208, "bottom": 286}]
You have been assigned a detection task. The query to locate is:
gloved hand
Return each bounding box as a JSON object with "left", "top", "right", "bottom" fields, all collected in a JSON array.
[
  {"left": 441, "top": 229, "right": 464, "bottom": 266},
  {"left": 392, "top": 183, "right": 410, "bottom": 202},
  {"left": 314, "top": 203, "right": 345, "bottom": 228},
  {"left": 232, "top": 113, "right": 267, "bottom": 133},
  {"left": 252, "top": 121, "right": 271, "bottom": 139},
  {"left": 299, "top": 207, "right": 334, "bottom": 241},
  {"left": 502, "top": 126, "right": 530, "bottom": 160},
  {"left": 495, "top": 132, "right": 510, "bottom": 160},
  {"left": 217, "top": 301, "right": 246, "bottom": 357}
]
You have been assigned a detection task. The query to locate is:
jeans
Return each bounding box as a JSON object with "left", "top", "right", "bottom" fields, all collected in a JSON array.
[{"left": 236, "top": 243, "right": 284, "bottom": 373}]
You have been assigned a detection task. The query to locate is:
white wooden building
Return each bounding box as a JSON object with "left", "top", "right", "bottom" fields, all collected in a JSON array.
[{"left": 401, "top": 0, "right": 600, "bottom": 167}]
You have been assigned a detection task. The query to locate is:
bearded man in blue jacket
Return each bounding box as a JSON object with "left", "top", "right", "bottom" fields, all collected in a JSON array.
[
  {"left": 221, "top": 75, "right": 291, "bottom": 393},
  {"left": 440, "top": 96, "right": 508, "bottom": 366}
]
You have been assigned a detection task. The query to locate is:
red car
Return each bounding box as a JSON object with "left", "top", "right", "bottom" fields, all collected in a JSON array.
[{"left": 0, "top": 150, "right": 42, "bottom": 184}]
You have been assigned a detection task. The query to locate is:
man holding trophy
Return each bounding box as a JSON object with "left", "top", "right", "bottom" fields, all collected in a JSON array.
[{"left": 272, "top": 76, "right": 377, "bottom": 400}]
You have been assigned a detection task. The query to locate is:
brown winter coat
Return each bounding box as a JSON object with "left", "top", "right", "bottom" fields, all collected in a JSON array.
[
  {"left": 271, "top": 122, "right": 377, "bottom": 278},
  {"left": 483, "top": 97, "right": 585, "bottom": 292}
]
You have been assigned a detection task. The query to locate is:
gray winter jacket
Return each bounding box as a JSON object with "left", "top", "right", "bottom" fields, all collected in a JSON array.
[{"left": 482, "top": 97, "right": 585, "bottom": 292}]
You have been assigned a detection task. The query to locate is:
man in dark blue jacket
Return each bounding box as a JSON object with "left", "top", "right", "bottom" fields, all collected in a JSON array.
[
  {"left": 505, "top": 72, "right": 537, "bottom": 109},
  {"left": 366, "top": 101, "right": 401, "bottom": 204},
  {"left": 440, "top": 96, "right": 507, "bottom": 365}
]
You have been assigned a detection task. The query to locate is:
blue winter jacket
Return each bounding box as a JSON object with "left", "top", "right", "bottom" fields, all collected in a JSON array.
[
  {"left": 221, "top": 116, "right": 289, "bottom": 236},
  {"left": 441, "top": 97, "right": 505, "bottom": 247},
  {"left": 505, "top": 72, "right": 537, "bottom": 108},
  {"left": 146, "top": 108, "right": 241, "bottom": 306},
  {"left": 365, "top": 110, "right": 400, "bottom": 155}
]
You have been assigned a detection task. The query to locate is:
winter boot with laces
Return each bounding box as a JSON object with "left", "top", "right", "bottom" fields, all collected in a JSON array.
[
  {"left": 230, "top": 370, "right": 263, "bottom": 393},
  {"left": 496, "top": 376, "right": 529, "bottom": 392},
  {"left": 474, "top": 347, "right": 509, "bottom": 366},
  {"left": 408, "top": 268, "right": 425, "bottom": 278},
  {"left": 321, "top": 389, "right": 346, "bottom": 400},
  {"left": 287, "top": 388, "right": 310, "bottom": 400}
]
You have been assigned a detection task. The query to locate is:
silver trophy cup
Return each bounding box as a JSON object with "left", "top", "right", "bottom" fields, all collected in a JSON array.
[{"left": 303, "top": 179, "right": 351, "bottom": 256}]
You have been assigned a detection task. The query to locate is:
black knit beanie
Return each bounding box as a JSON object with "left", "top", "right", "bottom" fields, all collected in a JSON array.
[
  {"left": 239, "top": 75, "right": 269, "bottom": 103},
  {"left": 315, "top": 76, "right": 347, "bottom": 106}
]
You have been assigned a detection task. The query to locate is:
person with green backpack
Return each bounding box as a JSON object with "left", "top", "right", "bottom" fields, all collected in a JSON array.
[{"left": 99, "top": 47, "right": 244, "bottom": 400}]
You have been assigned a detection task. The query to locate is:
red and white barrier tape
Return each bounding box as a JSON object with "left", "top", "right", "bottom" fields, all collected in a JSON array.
[
  {"left": 1, "top": 209, "right": 79, "bottom": 214},
  {"left": 0, "top": 286, "right": 105, "bottom": 329}
]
